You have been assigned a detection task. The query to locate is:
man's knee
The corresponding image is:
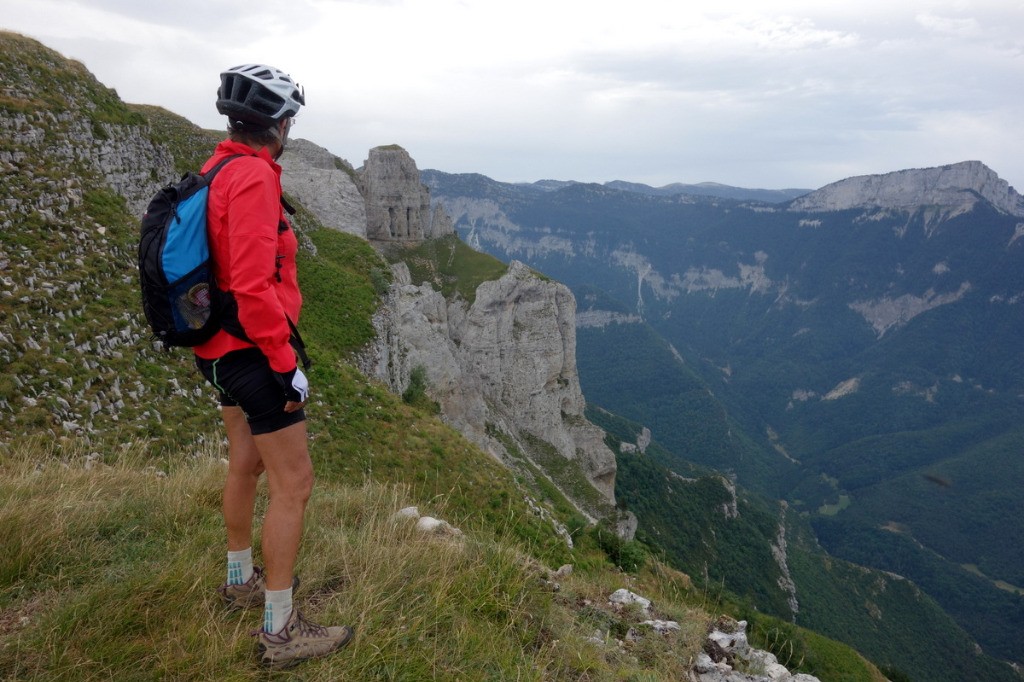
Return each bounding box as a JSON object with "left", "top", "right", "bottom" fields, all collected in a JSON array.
[
  {"left": 293, "top": 466, "right": 314, "bottom": 502},
  {"left": 272, "top": 462, "right": 313, "bottom": 508}
]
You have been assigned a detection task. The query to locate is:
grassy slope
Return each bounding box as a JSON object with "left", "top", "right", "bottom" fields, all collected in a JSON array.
[
  {"left": 0, "top": 133, "right": 700, "bottom": 682},
  {"left": 0, "top": 439, "right": 707, "bottom": 681}
]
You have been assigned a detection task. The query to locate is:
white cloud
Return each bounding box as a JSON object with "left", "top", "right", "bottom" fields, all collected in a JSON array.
[
  {"left": 2, "top": 0, "right": 1023, "bottom": 190},
  {"left": 916, "top": 12, "right": 981, "bottom": 37}
]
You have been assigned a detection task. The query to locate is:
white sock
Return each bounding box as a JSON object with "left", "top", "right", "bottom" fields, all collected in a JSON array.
[
  {"left": 264, "top": 587, "right": 293, "bottom": 634},
  {"left": 226, "top": 547, "right": 254, "bottom": 586}
]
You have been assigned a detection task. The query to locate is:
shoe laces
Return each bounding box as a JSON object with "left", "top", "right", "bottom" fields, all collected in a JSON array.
[{"left": 291, "top": 610, "right": 329, "bottom": 638}]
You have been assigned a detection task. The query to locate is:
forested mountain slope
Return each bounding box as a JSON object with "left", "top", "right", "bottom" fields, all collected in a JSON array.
[{"left": 424, "top": 165, "right": 1024, "bottom": 675}]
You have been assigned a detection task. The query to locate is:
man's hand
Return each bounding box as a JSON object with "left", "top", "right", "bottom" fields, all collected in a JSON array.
[{"left": 274, "top": 367, "right": 309, "bottom": 412}]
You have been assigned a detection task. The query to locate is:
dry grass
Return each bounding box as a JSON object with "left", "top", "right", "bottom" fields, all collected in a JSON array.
[{"left": 0, "top": 438, "right": 711, "bottom": 681}]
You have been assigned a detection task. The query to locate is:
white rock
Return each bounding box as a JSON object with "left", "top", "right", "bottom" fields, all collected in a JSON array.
[
  {"left": 640, "top": 619, "right": 680, "bottom": 634},
  {"left": 694, "top": 652, "right": 718, "bottom": 674},
  {"left": 707, "top": 626, "right": 750, "bottom": 656},
  {"left": 416, "top": 516, "right": 444, "bottom": 532},
  {"left": 393, "top": 506, "right": 421, "bottom": 521},
  {"left": 608, "top": 588, "right": 651, "bottom": 612},
  {"left": 415, "top": 516, "right": 463, "bottom": 537}
]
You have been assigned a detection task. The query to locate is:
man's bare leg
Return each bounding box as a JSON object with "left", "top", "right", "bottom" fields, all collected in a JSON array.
[
  {"left": 221, "top": 406, "right": 264, "bottom": 552},
  {"left": 252, "top": 420, "right": 313, "bottom": 591}
]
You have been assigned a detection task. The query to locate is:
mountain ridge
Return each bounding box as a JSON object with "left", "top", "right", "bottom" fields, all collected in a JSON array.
[
  {"left": 789, "top": 159, "right": 1024, "bottom": 218},
  {"left": 445, "top": 172, "right": 812, "bottom": 203},
  {"left": 422, "top": 161, "right": 1024, "bottom": 678},
  {"left": 431, "top": 159, "right": 1024, "bottom": 215}
]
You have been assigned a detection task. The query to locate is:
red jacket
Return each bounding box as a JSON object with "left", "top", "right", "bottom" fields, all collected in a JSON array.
[{"left": 193, "top": 140, "right": 302, "bottom": 373}]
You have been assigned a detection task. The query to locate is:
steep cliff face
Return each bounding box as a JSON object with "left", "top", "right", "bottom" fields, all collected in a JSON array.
[
  {"left": 361, "top": 145, "right": 454, "bottom": 241},
  {"left": 789, "top": 160, "right": 1024, "bottom": 220},
  {"left": 352, "top": 145, "right": 618, "bottom": 520},
  {"left": 360, "top": 260, "right": 618, "bottom": 517},
  {"left": 279, "top": 138, "right": 366, "bottom": 237}
]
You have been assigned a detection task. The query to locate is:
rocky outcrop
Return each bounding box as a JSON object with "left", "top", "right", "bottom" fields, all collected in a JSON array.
[
  {"left": 771, "top": 503, "right": 799, "bottom": 618},
  {"left": 361, "top": 145, "right": 454, "bottom": 241},
  {"left": 356, "top": 148, "right": 620, "bottom": 527},
  {"left": 279, "top": 138, "right": 366, "bottom": 237},
  {"left": 1, "top": 111, "right": 172, "bottom": 218},
  {"left": 696, "top": 617, "right": 821, "bottom": 682},
  {"left": 591, "top": 590, "right": 822, "bottom": 682},
  {"left": 360, "top": 259, "right": 618, "bottom": 517},
  {"left": 789, "top": 160, "right": 1024, "bottom": 219},
  {"left": 849, "top": 281, "right": 972, "bottom": 338}
]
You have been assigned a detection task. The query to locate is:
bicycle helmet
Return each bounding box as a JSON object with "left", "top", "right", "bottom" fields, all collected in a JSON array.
[{"left": 216, "top": 64, "right": 305, "bottom": 128}]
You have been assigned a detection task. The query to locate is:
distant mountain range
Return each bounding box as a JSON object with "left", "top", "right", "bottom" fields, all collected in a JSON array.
[
  {"left": 513, "top": 178, "right": 813, "bottom": 203},
  {"left": 422, "top": 161, "right": 1024, "bottom": 676}
]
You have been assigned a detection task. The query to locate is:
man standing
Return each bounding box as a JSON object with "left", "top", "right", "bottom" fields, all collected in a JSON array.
[{"left": 193, "top": 64, "right": 353, "bottom": 668}]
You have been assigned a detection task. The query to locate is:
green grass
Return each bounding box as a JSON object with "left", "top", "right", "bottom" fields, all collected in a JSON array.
[
  {"left": 296, "top": 226, "right": 382, "bottom": 358},
  {"left": 0, "top": 438, "right": 716, "bottom": 681},
  {"left": 384, "top": 233, "right": 508, "bottom": 304},
  {"left": 745, "top": 612, "right": 889, "bottom": 682},
  {"left": 518, "top": 431, "right": 614, "bottom": 519},
  {"left": 817, "top": 494, "right": 852, "bottom": 516}
]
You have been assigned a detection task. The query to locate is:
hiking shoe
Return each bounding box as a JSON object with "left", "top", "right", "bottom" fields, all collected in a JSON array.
[
  {"left": 217, "top": 567, "right": 300, "bottom": 611},
  {"left": 256, "top": 608, "right": 354, "bottom": 669}
]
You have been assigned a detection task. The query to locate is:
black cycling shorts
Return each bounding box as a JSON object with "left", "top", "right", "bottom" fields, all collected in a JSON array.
[{"left": 195, "top": 347, "right": 305, "bottom": 435}]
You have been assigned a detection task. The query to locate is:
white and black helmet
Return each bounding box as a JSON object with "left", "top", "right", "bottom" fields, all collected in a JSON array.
[{"left": 216, "top": 64, "right": 305, "bottom": 128}]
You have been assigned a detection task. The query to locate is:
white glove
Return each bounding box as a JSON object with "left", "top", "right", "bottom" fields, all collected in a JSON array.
[{"left": 275, "top": 367, "right": 309, "bottom": 403}]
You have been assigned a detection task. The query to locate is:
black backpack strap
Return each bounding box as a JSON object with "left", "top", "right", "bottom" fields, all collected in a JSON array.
[
  {"left": 286, "top": 316, "right": 312, "bottom": 370},
  {"left": 202, "top": 153, "right": 245, "bottom": 182},
  {"left": 281, "top": 195, "right": 297, "bottom": 216},
  {"left": 216, "top": 298, "right": 311, "bottom": 370}
]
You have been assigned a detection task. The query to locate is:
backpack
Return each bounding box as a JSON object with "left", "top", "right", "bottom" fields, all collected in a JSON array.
[
  {"left": 137, "top": 156, "right": 312, "bottom": 369},
  {"left": 138, "top": 155, "right": 241, "bottom": 348}
]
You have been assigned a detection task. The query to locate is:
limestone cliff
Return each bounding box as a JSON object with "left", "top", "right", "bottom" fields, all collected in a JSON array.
[
  {"left": 282, "top": 140, "right": 619, "bottom": 526},
  {"left": 279, "top": 138, "right": 366, "bottom": 237},
  {"left": 360, "top": 259, "right": 618, "bottom": 519},
  {"left": 361, "top": 145, "right": 454, "bottom": 241},
  {"left": 789, "top": 160, "right": 1024, "bottom": 220}
]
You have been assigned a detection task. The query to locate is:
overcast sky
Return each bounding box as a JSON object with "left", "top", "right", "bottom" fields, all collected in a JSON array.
[{"left": 4, "top": 0, "right": 1023, "bottom": 190}]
